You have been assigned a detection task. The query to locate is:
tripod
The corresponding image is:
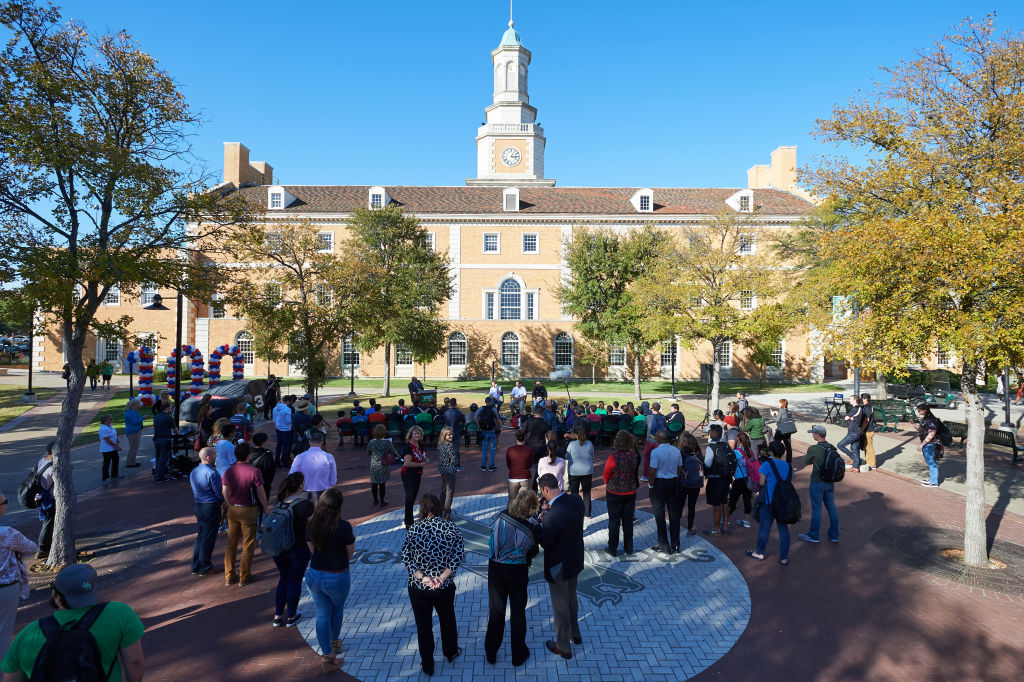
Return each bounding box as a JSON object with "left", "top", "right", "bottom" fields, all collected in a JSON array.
[{"left": 690, "top": 379, "right": 713, "bottom": 434}]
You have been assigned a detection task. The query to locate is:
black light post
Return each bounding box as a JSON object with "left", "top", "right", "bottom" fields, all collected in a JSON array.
[
  {"left": 1000, "top": 366, "right": 1013, "bottom": 430},
  {"left": 347, "top": 335, "right": 356, "bottom": 397},
  {"left": 144, "top": 292, "right": 184, "bottom": 428},
  {"left": 670, "top": 335, "right": 677, "bottom": 400}
]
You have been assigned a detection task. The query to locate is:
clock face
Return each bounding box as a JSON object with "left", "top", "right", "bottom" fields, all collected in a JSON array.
[{"left": 500, "top": 146, "right": 522, "bottom": 167}]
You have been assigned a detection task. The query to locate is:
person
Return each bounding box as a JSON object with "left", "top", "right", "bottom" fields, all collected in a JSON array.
[
  {"left": 263, "top": 374, "right": 280, "bottom": 421},
  {"left": 290, "top": 430, "right": 338, "bottom": 499},
  {"left": 195, "top": 394, "right": 214, "bottom": 449},
  {"left": 230, "top": 402, "right": 252, "bottom": 443},
  {"left": 243, "top": 394, "right": 257, "bottom": 425},
  {"left": 122, "top": 399, "right": 144, "bottom": 468},
  {"left": 565, "top": 424, "right": 595, "bottom": 518},
  {"left": 747, "top": 440, "right": 792, "bottom": 565},
  {"left": 531, "top": 380, "right": 547, "bottom": 408},
  {"left": 221, "top": 443, "right": 268, "bottom": 586},
  {"left": 645, "top": 402, "right": 667, "bottom": 441},
  {"left": 1016, "top": 372, "right": 1024, "bottom": 406},
  {"left": 61, "top": 362, "right": 70, "bottom": 390},
  {"left": 249, "top": 432, "right": 276, "bottom": 505},
  {"left": 98, "top": 414, "right": 120, "bottom": 481},
  {"left": 723, "top": 402, "right": 740, "bottom": 427},
  {"left": 537, "top": 438, "right": 567, "bottom": 491},
  {"left": 0, "top": 490, "right": 37, "bottom": 666},
  {"left": 302, "top": 393, "right": 318, "bottom": 418},
  {"left": 769, "top": 398, "right": 795, "bottom": 463},
  {"left": 510, "top": 379, "right": 527, "bottom": 416},
  {"left": 100, "top": 359, "right": 113, "bottom": 388},
  {"left": 741, "top": 406, "right": 767, "bottom": 460},
  {"left": 536, "top": 473, "right": 584, "bottom": 660},
  {"left": 305, "top": 488, "right": 355, "bottom": 673},
  {"left": 706, "top": 409, "right": 727, "bottom": 435},
  {"left": 477, "top": 396, "right": 501, "bottom": 471},
  {"left": 838, "top": 395, "right": 863, "bottom": 471},
  {"left": 401, "top": 494, "right": 465, "bottom": 676},
  {"left": 367, "top": 424, "right": 400, "bottom": 507},
  {"left": 488, "top": 381, "right": 504, "bottom": 412},
  {"left": 677, "top": 431, "right": 704, "bottom": 537},
  {"left": 484, "top": 489, "right": 539, "bottom": 666},
  {"left": 408, "top": 376, "right": 424, "bottom": 406},
  {"left": 271, "top": 473, "right": 315, "bottom": 629},
  {"left": 916, "top": 404, "right": 942, "bottom": 488},
  {"left": 189, "top": 446, "right": 223, "bottom": 575},
  {"left": 542, "top": 400, "right": 559, "bottom": 433},
  {"left": 666, "top": 404, "right": 685, "bottom": 427},
  {"left": 437, "top": 427, "right": 458, "bottom": 520},
  {"left": 724, "top": 432, "right": 755, "bottom": 529},
  {"left": 504, "top": 429, "right": 533, "bottom": 507},
  {"left": 151, "top": 389, "right": 170, "bottom": 418},
  {"left": 32, "top": 444, "right": 55, "bottom": 563},
  {"left": 703, "top": 424, "right": 732, "bottom": 536},
  {"left": 443, "top": 398, "right": 466, "bottom": 466},
  {"left": 152, "top": 401, "right": 176, "bottom": 483},
  {"left": 86, "top": 358, "right": 99, "bottom": 391},
  {"left": 214, "top": 423, "right": 237, "bottom": 479},
  {"left": 996, "top": 371, "right": 1005, "bottom": 400},
  {"left": 402, "top": 426, "right": 428, "bottom": 528},
  {"left": 273, "top": 394, "right": 294, "bottom": 468},
  {"left": 602, "top": 430, "right": 639, "bottom": 557},
  {"left": 292, "top": 399, "right": 313, "bottom": 456},
  {"left": 798, "top": 425, "right": 841, "bottom": 544},
  {"left": 647, "top": 430, "right": 683, "bottom": 554},
  {"left": 736, "top": 391, "right": 749, "bottom": 414},
  {"left": 1, "top": 563, "right": 145, "bottom": 681},
  {"left": 859, "top": 393, "right": 877, "bottom": 471}
]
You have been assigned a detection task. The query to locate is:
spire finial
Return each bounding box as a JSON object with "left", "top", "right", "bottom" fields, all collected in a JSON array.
[{"left": 509, "top": 0, "right": 513, "bottom": 27}]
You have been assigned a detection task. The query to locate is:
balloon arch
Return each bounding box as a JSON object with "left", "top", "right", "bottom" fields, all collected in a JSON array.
[
  {"left": 131, "top": 341, "right": 249, "bottom": 400},
  {"left": 166, "top": 345, "right": 206, "bottom": 396},
  {"left": 207, "top": 343, "right": 246, "bottom": 386}
]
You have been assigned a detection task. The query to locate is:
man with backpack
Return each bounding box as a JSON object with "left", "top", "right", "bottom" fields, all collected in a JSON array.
[
  {"left": 1, "top": 563, "right": 145, "bottom": 681},
  {"left": 798, "top": 425, "right": 841, "bottom": 544},
  {"left": 477, "top": 396, "right": 502, "bottom": 471},
  {"left": 18, "top": 443, "right": 55, "bottom": 564},
  {"left": 703, "top": 424, "right": 734, "bottom": 536},
  {"left": 915, "top": 404, "right": 946, "bottom": 488}
]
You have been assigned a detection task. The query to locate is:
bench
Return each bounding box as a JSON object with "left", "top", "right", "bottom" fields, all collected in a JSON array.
[
  {"left": 871, "top": 399, "right": 908, "bottom": 432},
  {"left": 941, "top": 422, "right": 1019, "bottom": 463}
]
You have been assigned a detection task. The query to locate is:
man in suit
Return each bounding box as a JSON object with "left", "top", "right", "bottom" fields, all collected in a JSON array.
[{"left": 537, "top": 473, "right": 585, "bottom": 659}]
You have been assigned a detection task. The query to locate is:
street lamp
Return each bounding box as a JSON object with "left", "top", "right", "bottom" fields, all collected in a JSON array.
[{"left": 144, "top": 292, "right": 184, "bottom": 429}]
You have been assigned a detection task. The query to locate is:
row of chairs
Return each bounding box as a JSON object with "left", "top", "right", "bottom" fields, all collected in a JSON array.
[
  {"left": 575, "top": 414, "right": 686, "bottom": 446},
  {"left": 338, "top": 413, "right": 448, "bottom": 447}
]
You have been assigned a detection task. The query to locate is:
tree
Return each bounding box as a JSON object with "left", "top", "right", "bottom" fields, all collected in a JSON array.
[
  {"left": 738, "top": 303, "right": 794, "bottom": 389},
  {"left": 558, "top": 227, "right": 663, "bottom": 398},
  {"left": 226, "top": 220, "right": 355, "bottom": 396},
  {"left": 0, "top": 289, "right": 32, "bottom": 336},
  {"left": 345, "top": 205, "right": 453, "bottom": 397},
  {"left": 804, "top": 16, "right": 1024, "bottom": 567},
  {"left": 0, "top": 2, "right": 248, "bottom": 567},
  {"left": 636, "top": 209, "right": 781, "bottom": 412}
]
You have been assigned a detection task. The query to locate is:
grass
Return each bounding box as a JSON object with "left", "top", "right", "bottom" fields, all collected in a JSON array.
[
  {"left": 73, "top": 389, "right": 132, "bottom": 447},
  {"left": 0, "top": 385, "right": 57, "bottom": 429}
]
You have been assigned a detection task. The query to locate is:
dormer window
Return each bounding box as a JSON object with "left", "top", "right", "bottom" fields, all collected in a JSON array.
[
  {"left": 630, "top": 188, "right": 654, "bottom": 213},
  {"left": 726, "top": 188, "right": 755, "bottom": 213},
  {"left": 503, "top": 187, "right": 520, "bottom": 212},
  {"left": 270, "top": 192, "right": 282, "bottom": 209},
  {"left": 371, "top": 193, "right": 383, "bottom": 209},
  {"left": 368, "top": 186, "right": 390, "bottom": 210},
  {"left": 739, "top": 195, "right": 750, "bottom": 212},
  {"left": 267, "top": 186, "right": 295, "bottom": 210},
  {"left": 639, "top": 195, "right": 651, "bottom": 211}
]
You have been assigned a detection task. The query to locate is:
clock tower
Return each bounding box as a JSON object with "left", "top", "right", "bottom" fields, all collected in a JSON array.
[{"left": 467, "top": 21, "right": 555, "bottom": 187}]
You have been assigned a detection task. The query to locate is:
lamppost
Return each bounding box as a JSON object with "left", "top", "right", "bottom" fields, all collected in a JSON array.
[
  {"left": 144, "top": 293, "right": 184, "bottom": 428},
  {"left": 670, "top": 335, "right": 677, "bottom": 401},
  {"left": 346, "top": 335, "right": 356, "bottom": 397},
  {"left": 1000, "top": 366, "right": 1013, "bottom": 431}
]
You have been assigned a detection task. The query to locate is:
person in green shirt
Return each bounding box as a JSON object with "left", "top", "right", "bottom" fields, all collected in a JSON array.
[
  {"left": 741, "top": 407, "right": 767, "bottom": 459},
  {"left": 86, "top": 358, "right": 100, "bottom": 391},
  {"left": 100, "top": 360, "right": 114, "bottom": 389},
  {"left": 798, "top": 425, "right": 840, "bottom": 544},
  {"left": 1, "top": 564, "right": 145, "bottom": 681}
]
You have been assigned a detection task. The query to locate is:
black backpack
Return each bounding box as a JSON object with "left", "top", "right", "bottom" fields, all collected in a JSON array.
[
  {"left": 709, "top": 441, "right": 736, "bottom": 478},
  {"left": 261, "top": 499, "right": 298, "bottom": 556},
  {"left": 766, "top": 459, "right": 802, "bottom": 525},
  {"left": 818, "top": 443, "right": 846, "bottom": 483},
  {"left": 477, "top": 407, "right": 496, "bottom": 432},
  {"left": 935, "top": 419, "right": 953, "bottom": 448},
  {"left": 30, "top": 602, "right": 113, "bottom": 682},
  {"left": 18, "top": 461, "right": 52, "bottom": 510}
]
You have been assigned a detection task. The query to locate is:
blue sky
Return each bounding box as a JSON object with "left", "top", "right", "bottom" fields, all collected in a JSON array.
[{"left": 65, "top": 1, "right": 1024, "bottom": 189}]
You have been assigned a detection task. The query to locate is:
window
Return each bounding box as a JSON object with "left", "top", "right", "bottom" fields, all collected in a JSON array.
[
  {"left": 210, "top": 293, "right": 226, "bottom": 319},
  {"left": 316, "top": 231, "right": 334, "bottom": 252},
  {"left": 608, "top": 345, "right": 626, "bottom": 367},
  {"left": 522, "top": 233, "right": 538, "bottom": 254},
  {"left": 265, "top": 282, "right": 282, "bottom": 306},
  {"left": 316, "top": 284, "right": 333, "bottom": 306},
  {"left": 525, "top": 292, "right": 535, "bottom": 321},
  {"left": 499, "top": 278, "right": 521, "bottom": 320},
  {"left": 739, "top": 195, "right": 751, "bottom": 212},
  {"left": 424, "top": 232, "right": 435, "bottom": 252},
  {"left": 235, "top": 331, "right": 255, "bottom": 365},
  {"left": 270, "top": 192, "right": 283, "bottom": 209},
  {"left": 503, "top": 187, "right": 520, "bottom": 212},
  {"left": 501, "top": 332, "right": 520, "bottom": 367},
  {"left": 134, "top": 332, "right": 158, "bottom": 356},
  {"left": 98, "top": 337, "right": 121, "bottom": 363},
  {"left": 483, "top": 233, "right": 500, "bottom": 254},
  {"left": 395, "top": 344, "right": 413, "bottom": 366},
  {"left": 740, "top": 290, "right": 756, "bottom": 310},
  {"left": 639, "top": 195, "right": 651, "bottom": 212},
  {"left": 770, "top": 341, "right": 785, "bottom": 368},
  {"left": 936, "top": 344, "right": 953, "bottom": 367},
  {"left": 554, "top": 332, "right": 574, "bottom": 368},
  {"left": 660, "top": 339, "right": 677, "bottom": 367},
  {"left": 716, "top": 340, "right": 732, "bottom": 368},
  {"left": 104, "top": 285, "right": 120, "bottom": 306},
  {"left": 448, "top": 332, "right": 467, "bottom": 366},
  {"left": 738, "top": 235, "right": 755, "bottom": 254},
  {"left": 140, "top": 283, "right": 158, "bottom": 306},
  {"left": 342, "top": 337, "right": 360, "bottom": 367},
  {"left": 370, "top": 193, "right": 383, "bottom": 209},
  {"left": 485, "top": 292, "right": 495, "bottom": 320},
  {"left": 265, "top": 231, "right": 283, "bottom": 252}
]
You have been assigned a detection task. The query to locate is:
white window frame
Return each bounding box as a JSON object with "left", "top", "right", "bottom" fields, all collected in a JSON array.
[
  {"left": 103, "top": 285, "right": 120, "bottom": 306},
  {"left": 235, "top": 330, "right": 255, "bottom": 365},
  {"left": 447, "top": 332, "right": 467, "bottom": 367},
  {"left": 270, "top": 192, "right": 283, "bottom": 209},
  {"left": 316, "top": 231, "right": 334, "bottom": 253},
  {"left": 140, "top": 283, "right": 158, "bottom": 306},
  {"left": 134, "top": 331, "right": 158, "bottom": 356},
  {"left": 521, "top": 233, "right": 539, "bottom": 254},
  {"left": 368, "top": 186, "right": 389, "bottom": 210},
  {"left": 482, "top": 276, "right": 539, "bottom": 321},
  {"left": 483, "top": 233, "right": 500, "bottom": 254},
  {"left": 316, "top": 284, "right": 333, "bottom": 306},
  {"left": 935, "top": 344, "right": 954, "bottom": 368},
  {"left": 342, "top": 336, "right": 360, "bottom": 367},
  {"left": 485, "top": 292, "right": 496, "bottom": 320},
  {"left": 395, "top": 344, "right": 414, "bottom": 367},
  {"left": 738, "top": 234, "right": 756, "bottom": 255},
  {"left": 265, "top": 231, "right": 283, "bottom": 253},
  {"left": 740, "top": 290, "right": 757, "bottom": 310},
  {"left": 739, "top": 195, "right": 751, "bottom": 212},
  {"left": 770, "top": 340, "right": 785, "bottom": 368},
  {"left": 554, "top": 332, "right": 574, "bottom": 369},
  {"left": 424, "top": 232, "right": 435, "bottom": 252},
  {"left": 608, "top": 345, "right": 626, "bottom": 367},
  {"left": 210, "top": 293, "right": 226, "bottom": 319},
  {"left": 639, "top": 195, "right": 651, "bottom": 212},
  {"left": 265, "top": 282, "right": 283, "bottom": 307},
  {"left": 503, "top": 187, "right": 520, "bottom": 212},
  {"left": 660, "top": 338, "right": 677, "bottom": 368},
  {"left": 501, "top": 332, "right": 520, "bottom": 367},
  {"left": 97, "top": 337, "right": 122, "bottom": 364},
  {"left": 498, "top": 278, "right": 522, "bottom": 320},
  {"left": 717, "top": 340, "right": 732, "bottom": 368},
  {"left": 630, "top": 188, "right": 654, "bottom": 213},
  {"left": 525, "top": 292, "right": 535, "bottom": 321}
]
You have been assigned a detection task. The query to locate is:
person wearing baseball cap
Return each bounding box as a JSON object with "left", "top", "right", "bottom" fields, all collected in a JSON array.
[
  {"left": 798, "top": 425, "right": 841, "bottom": 544},
  {"left": 1, "top": 563, "right": 145, "bottom": 680}
]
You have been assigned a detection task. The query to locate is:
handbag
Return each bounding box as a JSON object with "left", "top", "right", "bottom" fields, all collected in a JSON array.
[{"left": 776, "top": 411, "right": 797, "bottom": 435}]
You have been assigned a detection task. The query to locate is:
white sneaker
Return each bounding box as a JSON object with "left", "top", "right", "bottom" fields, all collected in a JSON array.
[{"left": 921, "top": 481, "right": 938, "bottom": 488}]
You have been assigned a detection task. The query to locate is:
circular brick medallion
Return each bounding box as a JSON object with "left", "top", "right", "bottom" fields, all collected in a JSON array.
[{"left": 296, "top": 494, "right": 750, "bottom": 681}]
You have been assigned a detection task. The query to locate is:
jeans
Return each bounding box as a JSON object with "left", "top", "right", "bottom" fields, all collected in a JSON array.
[
  {"left": 922, "top": 442, "right": 939, "bottom": 485},
  {"left": 568, "top": 474, "right": 593, "bottom": 517},
  {"left": 511, "top": 397, "right": 526, "bottom": 415},
  {"left": 225, "top": 505, "right": 258, "bottom": 581},
  {"left": 650, "top": 479, "right": 682, "bottom": 550},
  {"left": 755, "top": 498, "right": 790, "bottom": 560},
  {"left": 37, "top": 507, "right": 54, "bottom": 557},
  {"left": 274, "top": 429, "right": 292, "bottom": 466},
  {"left": 807, "top": 480, "right": 839, "bottom": 542},
  {"left": 126, "top": 432, "right": 141, "bottom": 466},
  {"left": 402, "top": 471, "right": 422, "bottom": 527},
  {"left": 408, "top": 583, "right": 459, "bottom": 675},
  {"left": 306, "top": 568, "right": 351, "bottom": 656},
  {"left": 274, "top": 544, "right": 311, "bottom": 618},
  {"left": 681, "top": 486, "right": 700, "bottom": 530},
  {"left": 484, "top": 560, "right": 529, "bottom": 664},
  {"left": 192, "top": 502, "right": 221, "bottom": 573},
  {"left": 838, "top": 432, "right": 861, "bottom": 469},
  {"left": 153, "top": 437, "right": 171, "bottom": 480},
  {"left": 481, "top": 431, "right": 498, "bottom": 468},
  {"left": 728, "top": 477, "right": 752, "bottom": 516},
  {"left": 605, "top": 493, "right": 636, "bottom": 554},
  {"left": 777, "top": 432, "right": 793, "bottom": 463},
  {"left": 101, "top": 450, "right": 119, "bottom": 480}
]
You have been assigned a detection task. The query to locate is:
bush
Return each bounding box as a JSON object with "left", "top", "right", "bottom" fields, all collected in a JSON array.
[{"left": 154, "top": 369, "right": 167, "bottom": 383}]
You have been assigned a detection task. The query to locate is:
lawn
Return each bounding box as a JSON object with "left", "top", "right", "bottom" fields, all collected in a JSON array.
[
  {"left": 0, "top": 385, "right": 57, "bottom": 428},
  {"left": 73, "top": 389, "right": 132, "bottom": 447}
]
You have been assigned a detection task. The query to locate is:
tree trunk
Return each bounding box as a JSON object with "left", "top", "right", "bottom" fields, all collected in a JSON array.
[
  {"left": 759, "top": 364, "right": 765, "bottom": 390},
  {"left": 632, "top": 353, "right": 642, "bottom": 400},
  {"left": 382, "top": 342, "right": 391, "bottom": 397},
  {"left": 961, "top": 358, "right": 988, "bottom": 567},
  {"left": 49, "top": 333, "right": 84, "bottom": 568},
  {"left": 592, "top": 364, "right": 596, "bottom": 385},
  {"left": 710, "top": 339, "right": 722, "bottom": 415},
  {"left": 877, "top": 372, "right": 889, "bottom": 400}
]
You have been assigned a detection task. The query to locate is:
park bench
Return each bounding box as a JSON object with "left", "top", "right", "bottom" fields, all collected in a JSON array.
[
  {"left": 941, "top": 421, "right": 1020, "bottom": 463},
  {"left": 848, "top": 399, "right": 905, "bottom": 432}
]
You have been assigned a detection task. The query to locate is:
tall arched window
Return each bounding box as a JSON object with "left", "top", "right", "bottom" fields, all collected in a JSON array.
[
  {"left": 448, "top": 332, "right": 467, "bottom": 367},
  {"left": 501, "top": 332, "right": 520, "bottom": 367},
  {"left": 235, "top": 330, "right": 254, "bottom": 365},
  {"left": 554, "top": 332, "right": 574, "bottom": 368},
  {"left": 499, "top": 278, "right": 521, "bottom": 320}
]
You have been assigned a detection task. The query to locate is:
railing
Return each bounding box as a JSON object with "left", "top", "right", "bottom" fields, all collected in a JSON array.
[{"left": 488, "top": 123, "right": 534, "bottom": 133}]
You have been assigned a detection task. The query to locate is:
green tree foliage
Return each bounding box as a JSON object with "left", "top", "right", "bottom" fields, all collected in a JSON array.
[
  {"left": 0, "top": 1, "right": 249, "bottom": 567},
  {"left": 804, "top": 17, "right": 1024, "bottom": 566},
  {"left": 558, "top": 227, "right": 662, "bottom": 398},
  {"left": 345, "top": 205, "right": 453, "bottom": 397}
]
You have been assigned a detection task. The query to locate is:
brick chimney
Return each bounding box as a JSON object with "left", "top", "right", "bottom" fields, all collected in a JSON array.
[{"left": 223, "top": 142, "right": 273, "bottom": 187}]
